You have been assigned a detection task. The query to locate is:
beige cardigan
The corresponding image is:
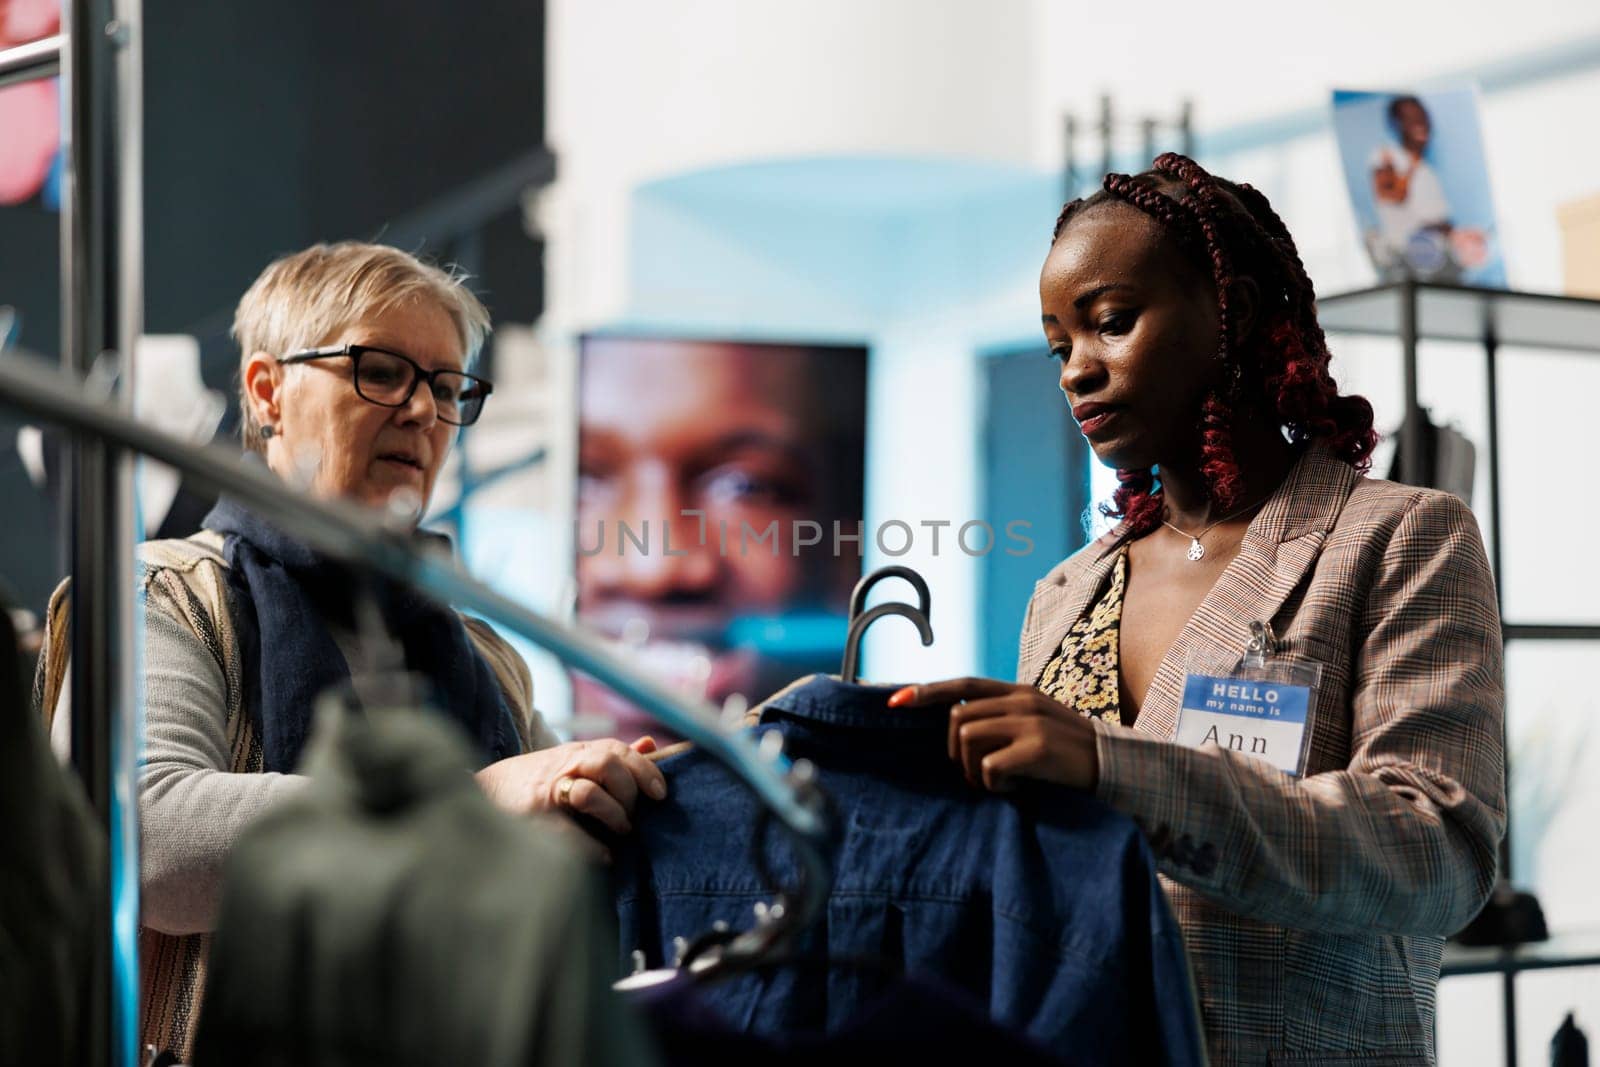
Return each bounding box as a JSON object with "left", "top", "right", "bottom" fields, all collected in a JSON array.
[{"left": 39, "top": 529, "right": 555, "bottom": 1061}]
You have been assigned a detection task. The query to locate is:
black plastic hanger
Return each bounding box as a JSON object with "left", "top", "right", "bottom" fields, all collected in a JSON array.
[
  {"left": 661, "top": 572, "right": 938, "bottom": 984},
  {"left": 848, "top": 565, "right": 931, "bottom": 625},
  {"left": 840, "top": 602, "right": 933, "bottom": 684}
]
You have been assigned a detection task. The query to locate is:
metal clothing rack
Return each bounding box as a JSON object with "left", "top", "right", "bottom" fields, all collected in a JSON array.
[
  {"left": 3, "top": 3, "right": 142, "bottom": 1061},
  {"left": 1318, "top": 280, "right": 1600, "bottom": 1067},
  {"left": 0, "top": 346, "right": 835, "bottom": 1067},
  {"left": 0, "top": 11, "right": 831, "bottom": 1061}
]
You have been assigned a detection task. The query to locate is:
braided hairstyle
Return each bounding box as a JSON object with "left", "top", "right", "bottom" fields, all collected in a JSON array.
[{"left": 1051, "top": 153, "right": 1377, "bottom": 537}]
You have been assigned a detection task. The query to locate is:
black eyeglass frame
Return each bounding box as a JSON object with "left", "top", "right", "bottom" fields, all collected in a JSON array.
[{"left": 278, "top": 344, "right": 494, "bottom": 426}]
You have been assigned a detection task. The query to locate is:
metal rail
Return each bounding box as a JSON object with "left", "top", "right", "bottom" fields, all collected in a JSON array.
[
  {"left": 0, "top": 33, "right": 61, "bottom": 88},
  {"left": 58, "top": 0, "right": 142, "bottom": 1059}
]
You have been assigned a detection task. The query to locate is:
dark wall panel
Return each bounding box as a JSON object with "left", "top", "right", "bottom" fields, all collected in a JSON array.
[{"left": 0, "top": 1, "right": 547, "bottom": 614}]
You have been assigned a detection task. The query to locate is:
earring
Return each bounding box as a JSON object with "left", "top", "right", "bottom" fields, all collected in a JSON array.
[{"left": 261, "top": 424, "right": 276, "bottom": 439}]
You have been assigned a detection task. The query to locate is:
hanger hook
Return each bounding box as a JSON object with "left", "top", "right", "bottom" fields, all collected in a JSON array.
[
  {"left": 840, "top": 601, "right": 933, "bottom": 684},
  {"left": 848, "top": 565, "right": 931, "bottom": 625}
]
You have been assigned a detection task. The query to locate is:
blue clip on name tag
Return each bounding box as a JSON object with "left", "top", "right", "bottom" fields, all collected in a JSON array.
[{"left": 1174, "top": 622, "right": 1321, "bottom": 777}]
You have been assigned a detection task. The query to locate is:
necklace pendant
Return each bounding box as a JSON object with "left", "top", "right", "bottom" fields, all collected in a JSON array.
[{"left": 1186, "top": 539, "right": 1206, "bottom": 561}]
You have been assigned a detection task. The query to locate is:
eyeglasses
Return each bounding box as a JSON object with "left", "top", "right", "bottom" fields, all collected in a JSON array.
[{"left": 278, "top": 344, "right": 493, "bottom": 426}]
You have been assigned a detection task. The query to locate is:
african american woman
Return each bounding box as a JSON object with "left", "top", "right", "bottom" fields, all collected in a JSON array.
[{"left": 891, "top": 154, "right": 1504, "bottom": 1066}]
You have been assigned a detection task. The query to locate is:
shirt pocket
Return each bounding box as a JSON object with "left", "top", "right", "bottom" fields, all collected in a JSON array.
[{"left": 1271, "top": 631, "right": 1353, "bottom": 776}]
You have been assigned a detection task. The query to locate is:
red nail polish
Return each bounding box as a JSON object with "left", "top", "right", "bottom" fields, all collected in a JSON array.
[{"left": 887, "top": 686, "right": 915, "bottom": 708}]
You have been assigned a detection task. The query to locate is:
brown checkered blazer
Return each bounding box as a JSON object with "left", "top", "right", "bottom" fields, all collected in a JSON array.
[{"left": 1017, "top": 445, "right": 1505, "bottom": 1067}]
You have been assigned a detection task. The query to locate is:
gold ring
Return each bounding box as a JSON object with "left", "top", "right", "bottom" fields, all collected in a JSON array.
[{"left": 556, "top": 776, "right": 576, "bottom": 807}]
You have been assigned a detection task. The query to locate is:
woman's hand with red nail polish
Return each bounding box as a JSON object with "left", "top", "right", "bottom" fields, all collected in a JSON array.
[{"left": 892, "top": 677, "right": 1099, "bottom": 792}]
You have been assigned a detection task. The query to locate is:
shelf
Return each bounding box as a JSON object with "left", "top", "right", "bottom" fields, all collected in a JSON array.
[
  {"left": 1313, "top": 282, "right": 1600, "bottom": 1067},
  {"left": 1502, "top": 624, "right": 1600, "bottom": 641},
  {"left": 1443, "top": 929, "right": 1600, "bottom": 978},
  {"left": 1317, "top": 283, "right": 1600, "bottom": 352}
]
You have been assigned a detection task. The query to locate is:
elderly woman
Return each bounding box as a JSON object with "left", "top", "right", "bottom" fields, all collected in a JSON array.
[{"left": 42, "top": 241, "right": 664, "bottom": 1059}]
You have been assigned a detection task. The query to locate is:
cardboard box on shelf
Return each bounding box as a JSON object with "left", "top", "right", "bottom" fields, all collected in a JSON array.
[{"left": 1557, "top": 193, "right": 1600, "bottom": 299}]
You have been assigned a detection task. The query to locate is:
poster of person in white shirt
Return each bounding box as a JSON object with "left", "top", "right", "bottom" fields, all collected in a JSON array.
[{"left": 1332, "top": 87, "right": 1505, "bottom": 286}]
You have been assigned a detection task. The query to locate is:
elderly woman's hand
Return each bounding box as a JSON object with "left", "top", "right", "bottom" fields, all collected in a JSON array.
[
  {"left": 475, "top": 737, "right": 668, "bottom": 834},
  {"left": 889, "top": 678, "right": 1100, "bottom": 793}
]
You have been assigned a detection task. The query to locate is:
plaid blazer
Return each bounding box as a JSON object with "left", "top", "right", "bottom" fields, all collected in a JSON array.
[{"left": 1017, "top": 446, "right": 1505, "bottom": 1067}]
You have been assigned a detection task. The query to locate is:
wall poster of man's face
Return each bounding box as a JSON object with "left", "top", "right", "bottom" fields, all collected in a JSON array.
[{"left": 575, "top": 336, "right": 868, "bottom": 740}]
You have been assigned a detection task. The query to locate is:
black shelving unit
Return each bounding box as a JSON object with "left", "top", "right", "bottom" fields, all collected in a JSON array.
[
  {"left": 1319, "top": 281, "right": 1600, "bottom": 1067},
  {"left": 1443, "top": 931, "right": 1600, "bottom": 979}
]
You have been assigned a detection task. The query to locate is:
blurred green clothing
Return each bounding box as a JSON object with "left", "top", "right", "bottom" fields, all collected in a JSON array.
[{"left": 194, "top": 702, "right": 655, "bottom": 1067}]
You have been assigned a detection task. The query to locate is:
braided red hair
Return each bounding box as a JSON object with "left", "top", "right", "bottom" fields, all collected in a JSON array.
[{"left": 1053, "top": 154, "right": 1377, "bottom": 536}]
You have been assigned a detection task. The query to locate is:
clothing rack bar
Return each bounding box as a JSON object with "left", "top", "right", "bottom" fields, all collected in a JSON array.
[
  {"left": 1483, "top": 323, "right": 1504, "bottom": 619},
  {"left": 0, "top": 33, "right": 61, "bottom": 88},
  {"left": 1481, "top": 308, "right": 1517, "bottom": 1067},
  {"left": 59, "top": 0, "right": 143, "bottom": 1059},
  {"left": 1398, "top": 281, "right": 1422, "bottom": 488},
  {"left": 1501, "top": 623, "right": 1600, "bottom": 640},
  {"left": 110, "top": 4, "right": 143, "bottom": 1061}
]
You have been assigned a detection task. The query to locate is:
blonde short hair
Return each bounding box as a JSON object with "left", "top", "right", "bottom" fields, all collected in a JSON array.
[{"left": 232, "top": 241, "right": 492, "bottom": 454}]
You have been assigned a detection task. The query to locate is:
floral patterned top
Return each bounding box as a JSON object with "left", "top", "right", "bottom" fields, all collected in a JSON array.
[{"left": 1033, "top": 545, "right": 1127, "bottom": 726}]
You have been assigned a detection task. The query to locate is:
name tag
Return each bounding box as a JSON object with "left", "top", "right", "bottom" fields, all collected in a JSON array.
[{"left": 1175, "top": 672, "right": 1313, "bottom": 776}]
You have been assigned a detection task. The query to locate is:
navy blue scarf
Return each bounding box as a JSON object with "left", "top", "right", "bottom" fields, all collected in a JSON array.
[{"left": 202, "top": 496, "right": 523, "bottom": 773}]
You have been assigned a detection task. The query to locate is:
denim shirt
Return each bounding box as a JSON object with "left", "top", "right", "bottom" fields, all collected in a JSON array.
[{"left": 610, "top": 675, "right": 1203, "bottom": 1065}]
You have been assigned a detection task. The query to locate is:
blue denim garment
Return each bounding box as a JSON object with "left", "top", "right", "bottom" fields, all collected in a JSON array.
[
  {"left": 630, "top": 972, "right": 1065, "bottom": 1065},
  {"left": 610, "top": 674, "right": 1204, "bottom": 1065}
]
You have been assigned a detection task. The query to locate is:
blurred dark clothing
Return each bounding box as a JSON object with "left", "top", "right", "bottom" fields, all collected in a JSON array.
[{"left": 0, "top": 589, "right": 106, "bottom": 1066}]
